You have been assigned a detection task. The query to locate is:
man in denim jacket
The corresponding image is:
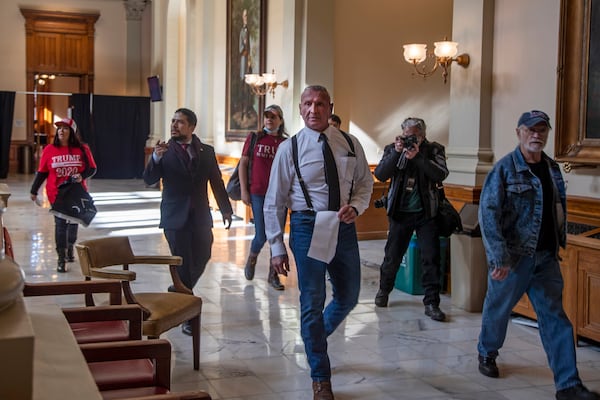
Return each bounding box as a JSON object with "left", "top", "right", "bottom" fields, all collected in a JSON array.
[{"left": 477, "top": 110, "right": 599, "bottom": 400}]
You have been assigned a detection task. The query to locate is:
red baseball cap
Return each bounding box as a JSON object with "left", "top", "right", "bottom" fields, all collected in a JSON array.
[{"left": 55, "top": 117, "right": 77, "bottom": 131}]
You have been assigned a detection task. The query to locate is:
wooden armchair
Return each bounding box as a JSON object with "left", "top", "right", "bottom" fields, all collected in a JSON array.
[
  {"left": 81, "top": 339, "right": 211, "bottom": 400},
  {"left": 23, "top": 279, "right": 143, "bottom": 343},
  {"left": 76, "top": 236, "right": 202, "bottom": 370}
]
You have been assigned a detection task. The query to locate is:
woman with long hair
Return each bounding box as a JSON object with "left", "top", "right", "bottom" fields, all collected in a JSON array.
[
  {"left": 239, "top": 104, "right": 288, "bottom": 289},
  {"left": 30, "top": 117, "right": 97, "bottom": 272}
]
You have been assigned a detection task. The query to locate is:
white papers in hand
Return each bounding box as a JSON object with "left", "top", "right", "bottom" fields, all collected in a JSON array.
[{"left": 307, "top": 211, "right": 339, "bottom": 263}]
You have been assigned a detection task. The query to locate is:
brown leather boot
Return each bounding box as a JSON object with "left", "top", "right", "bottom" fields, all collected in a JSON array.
[
  {"left": 312, "top": 381, "right": 334, "bottom": 400},
  {"left": 268, "top": 265, "right": 284, "bottom": 290},
  {"left": 244, "top": 253, "right": 258, "bottom": 280}
]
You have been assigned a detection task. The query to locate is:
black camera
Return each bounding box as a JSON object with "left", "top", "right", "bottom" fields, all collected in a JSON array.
[
  {"left": 374, "top": 195, "right": 388, "bottom": 209},
  {"left": 401, "top": 135, "right": 418, "bottom": 150}
]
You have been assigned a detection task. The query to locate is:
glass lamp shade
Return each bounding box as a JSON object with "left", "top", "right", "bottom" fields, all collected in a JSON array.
[
  {"left": 262, "top": 73, "right": 277, "bottom": 84},
  {"left": 403, "top": 44, "right": 427, "bottom": 64},
  {"left": 434, "top": 41, "right": 458, "bottom": 58},
  {"left": 244, "top": 74, "right": 259, "bottom": 85}
]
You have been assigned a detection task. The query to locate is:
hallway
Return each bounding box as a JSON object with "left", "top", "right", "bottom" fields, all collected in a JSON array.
[{"left": 3, "top": 174, "right": 600, "bottom": 400}]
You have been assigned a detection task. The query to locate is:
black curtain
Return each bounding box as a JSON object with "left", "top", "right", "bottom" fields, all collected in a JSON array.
[
  {"left": 71, "top": 94, "right": 150, "bottom": 179},
  {"left": 0, "top": 91, "right": 16, "bottom": 178},
  {"left": 70, "top": 93, "right": 92, "bottom": 146}
]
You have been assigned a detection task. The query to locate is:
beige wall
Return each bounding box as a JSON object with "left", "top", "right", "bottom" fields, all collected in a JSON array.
[
  {"left": 490, "top": 0, "right": 600, "bottom": 197},
  {"left": 333, "top": 0, "right": 453, "bottom": 163}
]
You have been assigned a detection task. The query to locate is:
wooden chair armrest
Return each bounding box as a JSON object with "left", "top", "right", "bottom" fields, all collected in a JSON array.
[
  {"left": 132, "top": 255, "right": 183, "bottom": 265},
  {"left": 169, "top": 265, "right": 193, "bottom": 295},
  {"left": 63, "top": 304, "right": 143, "bottom": 340},
  {"left": 23, "top": 280, "right": 122, "bottom": 305},
  {"left": 120, "top": 282, "right": 153, "bottom": 318},
  {"left": 90, "top": 267, "right": 136, "bottom": 281},
  {"left": 80, "top": 339, "right": 171, "bottom": 389},
  {"left": 63, "top": 304, "right": 141, "bottom": 324},
  {"left": 122, "top": 391, "right": 212, "bottom": 400},
  {"left": 80, "top": 339, "right": 171, "bottom": 360}
]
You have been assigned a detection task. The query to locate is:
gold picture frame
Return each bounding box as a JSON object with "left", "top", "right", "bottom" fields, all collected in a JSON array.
[
  {"left": 555, "top": 0, "right": 600, "bottom": 166},
  {"left": 225, "top": 0, "right": 266, "bottom": 141}
]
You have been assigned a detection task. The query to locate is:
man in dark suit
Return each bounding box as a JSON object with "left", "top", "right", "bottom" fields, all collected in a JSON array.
[{"left": 144, "top": 108, "right": 233, "bottom": 335}]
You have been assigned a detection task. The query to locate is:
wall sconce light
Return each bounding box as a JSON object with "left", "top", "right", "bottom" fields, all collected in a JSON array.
[
  {"left": 403, "top": 40, "right": 469, "bottom": 84},
  {"left": 244, "top": 69, "right": 288, "bottom": 97}
]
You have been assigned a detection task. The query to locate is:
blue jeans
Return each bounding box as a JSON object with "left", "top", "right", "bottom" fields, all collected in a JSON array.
[
  {"left": 478, "top": 250, "right": 581, "bottom": 391},
  {"left": 289, "top": 212, "right": 361, "bottom": 381},
  {"left": 250, "top": 194, "right": 267, "bottom": 254}
]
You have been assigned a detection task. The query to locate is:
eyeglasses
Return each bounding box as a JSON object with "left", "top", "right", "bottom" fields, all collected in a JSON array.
[{"left": 523, "top": 126, "right": 549, "bottom": 135}]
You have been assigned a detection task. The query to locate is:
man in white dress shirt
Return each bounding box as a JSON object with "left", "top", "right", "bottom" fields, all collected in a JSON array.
[{"left": 264, "top": 85, "right": 373, "bottom": 400}]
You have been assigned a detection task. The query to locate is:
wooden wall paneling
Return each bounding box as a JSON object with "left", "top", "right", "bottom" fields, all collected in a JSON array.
[
  {"left": 576, "top": 247, "right": 600, "bottom": 342},
  {"left": 17, "top": 7, "right": 99, "bottom": 163}
]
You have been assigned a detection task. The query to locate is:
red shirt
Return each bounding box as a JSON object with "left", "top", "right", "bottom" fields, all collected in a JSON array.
[
  {"left": 37, "top": 144, "right": 97, "bottom": 203},
  {"left": 242, "top": 132, "right": 286, "bottom": 196}
]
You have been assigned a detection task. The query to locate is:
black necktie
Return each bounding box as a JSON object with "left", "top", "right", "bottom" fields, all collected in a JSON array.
[
  {"left": 180, "top": 143, "right": 192, "bottom": 167},
  {"left": 320, "top": 133, "right": 340, "bottom": 211}
]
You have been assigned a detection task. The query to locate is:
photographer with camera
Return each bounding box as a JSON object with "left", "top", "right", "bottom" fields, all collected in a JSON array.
[{"left": 373, "top": 117, "right": 449, "bottom": 322}]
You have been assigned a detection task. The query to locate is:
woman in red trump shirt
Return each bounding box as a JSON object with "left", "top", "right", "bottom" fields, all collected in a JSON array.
[{"left": 30, "top": 117, "right": 97, "bottom": 272}]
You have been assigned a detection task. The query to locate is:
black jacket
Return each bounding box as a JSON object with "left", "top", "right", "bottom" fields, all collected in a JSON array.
[
  {"left": 143, "top": 134, "right": 233, "bottom": 230},
  {"left": 374, "top": 139, "right": 448, "bottom": 219}
]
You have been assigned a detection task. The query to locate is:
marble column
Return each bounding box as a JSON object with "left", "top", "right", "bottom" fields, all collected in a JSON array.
[
  {"left": 446, "top": 0, "right": 495, "bottom": 311},
  {"left": 123, "top": 0, "right": 149, "bottom": 96},
  {"left": 446, "top": 0, "right": 495, "bottom": 187}
]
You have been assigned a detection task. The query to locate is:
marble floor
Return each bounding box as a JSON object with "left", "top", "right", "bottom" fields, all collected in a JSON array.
[{"left": 2, "top": 174, "right": 600, "bottom": 400}]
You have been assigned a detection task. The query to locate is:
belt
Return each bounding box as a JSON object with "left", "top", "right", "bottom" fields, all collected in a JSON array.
[{"left": 292, "top": 210, "right": 317, "bottom": 216}]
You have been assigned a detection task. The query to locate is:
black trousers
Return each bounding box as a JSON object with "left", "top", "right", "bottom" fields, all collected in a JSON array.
[
  {"left": 378, "top": 211, "right": 442, "bottom": 306},
  {"left": 54, "top": 216, "right": 78, "bottom": 250},
  {"left": 164, "top": 212, "right": 213, "bottom": 291}
]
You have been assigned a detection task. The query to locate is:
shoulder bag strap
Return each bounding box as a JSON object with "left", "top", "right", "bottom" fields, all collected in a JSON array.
[
  {"left": 339, "top": 131, "right": 355, "bottom": 203},
  {"left": 292, "top": 135, "right": 313, "bottom": 210},
  {"left": 246, "top": 132, "right": 258, "bottom": 185}
]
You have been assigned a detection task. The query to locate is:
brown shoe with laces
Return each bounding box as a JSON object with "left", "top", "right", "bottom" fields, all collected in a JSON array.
[
  {"left": 312, "top": 381, "right": 334, "bottom": 400},
  {"left": 244, "top": 253, "right": 257, "bottom": 280}
]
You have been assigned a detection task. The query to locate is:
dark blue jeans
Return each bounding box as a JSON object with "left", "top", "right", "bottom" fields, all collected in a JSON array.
[
  {"left": 250, "top": 193, "right": 287, "bottom": 256},
  {"left": 478, "top": 250, "right": 581, "bottom": 391},
  {"left": 378, "top": 212, "right": 442, "bottom": 306},
  {"left": 289, "top": 212, "right": 361, "bottom": 381},
  {"left": 250, "top": 194, "right": 267, "bottom": 254}
]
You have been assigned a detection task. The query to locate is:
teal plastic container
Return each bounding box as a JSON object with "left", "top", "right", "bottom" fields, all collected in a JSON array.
[{"left": 394, "top": 233, "right": 448, "bottom": 295}]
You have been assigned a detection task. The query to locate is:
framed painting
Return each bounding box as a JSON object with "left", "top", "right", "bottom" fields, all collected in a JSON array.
[
  {"left": 225, "top": 0, "right": 266, "bottom": 141},
  {"left": 555, "top": 0, "right": 600, "bottom": 166}
]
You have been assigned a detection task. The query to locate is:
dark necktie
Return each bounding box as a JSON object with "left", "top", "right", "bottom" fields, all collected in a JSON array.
[
  {"left": 320, "top": 133, "right": 340, "bottom": 211},
  {"left": 180, "top": 143, "right": 192, "bottom": 167}
]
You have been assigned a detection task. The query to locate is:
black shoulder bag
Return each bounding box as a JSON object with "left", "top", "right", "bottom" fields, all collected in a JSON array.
[
  {"left": 226, "top": 132, "right": 258, "bottom": 201},
  {"left": 436, "top": 185, "right": 462, "bottom": 237}
]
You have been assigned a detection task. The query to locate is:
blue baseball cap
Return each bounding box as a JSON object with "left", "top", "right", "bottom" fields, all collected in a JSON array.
[{"left": 517, "top": 110, "right": 551, "bottom": 129}]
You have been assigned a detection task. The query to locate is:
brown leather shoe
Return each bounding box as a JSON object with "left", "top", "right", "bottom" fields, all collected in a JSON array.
[
  {"left": 312, "top": 381, "right": 334, "bottom": 400},
  {"left": 244, "top": 253, "right": 257, "bottom": 280},
  {"left": 268, "top": 266, "right": 284, "bottom": 290}
]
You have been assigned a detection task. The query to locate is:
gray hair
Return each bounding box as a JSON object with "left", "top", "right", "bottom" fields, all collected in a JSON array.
[{"left": 401, "top": 117, "right": 426, "bottom": 135}]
